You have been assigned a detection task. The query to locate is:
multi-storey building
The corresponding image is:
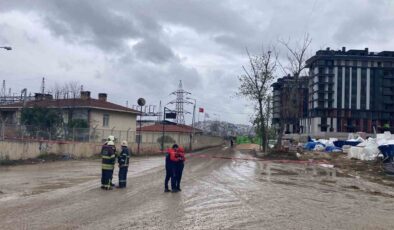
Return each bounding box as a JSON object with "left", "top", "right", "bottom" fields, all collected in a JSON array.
[
  {"left": 303, "top": 47, "right": 394, "bottom": 135},
  {"left": 272, "top": 75, "right": 308, "bottom": 134}
]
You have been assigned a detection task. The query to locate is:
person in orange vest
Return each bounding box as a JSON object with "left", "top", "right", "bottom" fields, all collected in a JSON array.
[
  {"left": 175, "top": 146, "right": 186, "bottom": 191},
  {"left": 164, "top": 144, "right": 179, "bottom": 192}
]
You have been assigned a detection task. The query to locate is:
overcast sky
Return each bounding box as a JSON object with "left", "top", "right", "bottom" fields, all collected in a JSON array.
[{"left": 1, "top": 0, "right": 394, "bottom": 125}]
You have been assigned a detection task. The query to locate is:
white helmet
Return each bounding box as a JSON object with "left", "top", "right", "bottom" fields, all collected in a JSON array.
[
  {"left": 107, "top": 140, "right": 115, "bottom": 146},
  {"left": 107, "top": 135, "right": 115, "bottom": 141},
  {"left": 121, "top": 140, "right": 128, "bottom": 146}
]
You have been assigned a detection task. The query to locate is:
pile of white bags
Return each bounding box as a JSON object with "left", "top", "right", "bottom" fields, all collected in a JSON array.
[{"left": 348, "top": 132, "right": 394, "bottom": 161}]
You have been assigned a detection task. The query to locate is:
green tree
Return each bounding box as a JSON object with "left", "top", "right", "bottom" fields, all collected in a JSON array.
[
  {"left": 238, "top": 47, "right": 277, "bottom": 152},
  {"left": 67, "top": 119, "right": 89, "bottom": 128},
  {"left": 21, "top": 106, "right": 63, "bottom": 138}
]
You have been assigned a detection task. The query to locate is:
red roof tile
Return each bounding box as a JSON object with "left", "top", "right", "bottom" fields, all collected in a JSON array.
[
  {"left": 137, "top": 123, "right": 202, "bottom": 133},
  {"left": 0, "top": 98, "right": 140, "bottom": 114}
]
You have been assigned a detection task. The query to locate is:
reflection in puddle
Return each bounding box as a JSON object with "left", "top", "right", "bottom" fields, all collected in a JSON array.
[{"left": 261, "top": 163, "right": 338, "bottom": 181}]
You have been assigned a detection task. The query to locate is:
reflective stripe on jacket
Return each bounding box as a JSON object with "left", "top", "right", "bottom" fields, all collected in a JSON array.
[
  {"left": 118, "top": 146, "right": 130, "bottom": 167},
  {"left": 101, "top": 144, "right": 116, "bottom": 170}
]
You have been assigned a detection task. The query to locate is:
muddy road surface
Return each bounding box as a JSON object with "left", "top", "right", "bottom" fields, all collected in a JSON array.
[{"left": 1, "top": 146, "right": 394, "bottom": 229}]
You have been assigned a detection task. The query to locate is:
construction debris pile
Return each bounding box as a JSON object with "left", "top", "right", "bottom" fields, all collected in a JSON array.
[{"left": 302, "top": 132, "right": 394, "bottom": 175}]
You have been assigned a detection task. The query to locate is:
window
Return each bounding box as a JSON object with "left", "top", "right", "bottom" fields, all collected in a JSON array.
[{"left": 103, "top": 114, "right": 109, "bottom": 127}]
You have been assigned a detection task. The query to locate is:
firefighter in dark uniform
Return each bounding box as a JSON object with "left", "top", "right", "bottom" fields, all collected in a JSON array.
[
  {"left": 175, "top": 146, "right": 186, "bottom": 191},
  {"left": 101, "top": 137, "right": 116, "bottom": 190},
  {"left": 117, "top": 140, "right": 130, "bottom": 188},
  {"left": 164, "top": 144, "right": 179, "bottom": 192}
]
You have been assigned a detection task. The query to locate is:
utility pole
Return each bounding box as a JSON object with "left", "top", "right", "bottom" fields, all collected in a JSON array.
[
  {"left": 186, "top": 97, "right": 196, "bottom": 151},
  {"left": 137, "top": 98, "right": 146, "bottom": 155}
]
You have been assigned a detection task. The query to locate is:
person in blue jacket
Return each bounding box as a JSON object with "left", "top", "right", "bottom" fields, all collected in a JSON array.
[
  {"left": 117, "top": 140, "right": 130, "bottom": 188},
  {"left": 101, "top": 137, "right": 116, "bottom": 190}
]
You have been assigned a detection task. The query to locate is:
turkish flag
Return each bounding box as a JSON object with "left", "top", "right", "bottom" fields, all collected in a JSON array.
[{"left": 199, "top": 107, "right": 204, "bottom": 113}]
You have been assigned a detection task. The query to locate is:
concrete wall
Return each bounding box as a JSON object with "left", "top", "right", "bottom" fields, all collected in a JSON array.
[
  {"left": 0, "top": 140, "right": 100, "bottom": 161},
  {"left": 0, "top": 134, "right": 224, "bottom": 160},
  {"left": 89, "top": 109, "right": 137, "bottom": 131}
]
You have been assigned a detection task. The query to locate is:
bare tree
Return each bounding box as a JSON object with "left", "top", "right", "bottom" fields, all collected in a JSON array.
[
  {"left": 275, "top": 34, "right": 312, "bottom": 147},
  {"left": 65, "top": 81, "right": 82, "bottom": 98},
  {"left": 238, "top": 47, "right": 277, "bottom": 152},
  {"left": 50, "top": 81, "right": 82, "bottom": 99},
  {"left": 49, "top": 81, "right": 83, "bottom": 134},
  {"left": 279, "top": 33, "right": 312, "bottom": 78}
]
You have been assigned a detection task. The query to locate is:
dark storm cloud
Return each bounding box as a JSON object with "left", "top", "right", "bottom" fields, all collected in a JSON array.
[
  {"left": 133, "top": 38, "right": 176, "bottom": 63},
  {"left": 39, "top": 1, "right": 142, "bottom": 51},
  {"left": 1, "top": 0, "right": 259, "bottom": 55},
  {"left": 1, "top": 0, "right": 158, "bottom": 52},
  {"left": 136, "top": 0, "right": 254, "bottom": 34}
]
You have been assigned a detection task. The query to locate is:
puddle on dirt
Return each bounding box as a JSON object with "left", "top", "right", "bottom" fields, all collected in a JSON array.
[
  {"left": 260, "top": 163, "right": 339, "bottom": 180},
  {"left": 367, "top": 190, "right": 394, "bottom": 198},
  {"left": 24, "top": 176, "right": 96, "bottom": 197},
  {"left": 320, "top": 179, "right": 337, "bottom": 184},
  {"left": 269, "top": 180, "right": 298, "bottom": 186},
  {"left": 345, "top": 185, "right": 360, "bottom": 190}
]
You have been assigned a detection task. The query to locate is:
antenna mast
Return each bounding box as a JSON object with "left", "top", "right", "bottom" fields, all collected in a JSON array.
[{"left": 40, "top": 77, "right": 45, "bottom": 94}]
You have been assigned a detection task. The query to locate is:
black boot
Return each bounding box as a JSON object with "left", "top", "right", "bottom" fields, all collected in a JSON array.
[{"left": 164, "top": 188, "right": 171, "bottom": 193}]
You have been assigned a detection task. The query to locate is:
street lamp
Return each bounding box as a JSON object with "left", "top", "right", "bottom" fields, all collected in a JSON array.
[
  {"left": 0, "top": 46, "right": 12, "bottom": 51},
  {"left": 137, "top": 98, "right": 146, "bottom": 155},
  {"left": 186, "top": 97, "right": 196, "bottom": 151}
]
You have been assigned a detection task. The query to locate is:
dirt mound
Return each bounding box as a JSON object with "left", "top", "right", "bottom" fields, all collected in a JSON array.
[{"left": 236, "top": 143, "right": 260, "bottom": 150}]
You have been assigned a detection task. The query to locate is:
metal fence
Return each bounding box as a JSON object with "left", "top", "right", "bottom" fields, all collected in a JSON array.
[{"left": 0, "top": 124, "right": 225, "bottom": 153}]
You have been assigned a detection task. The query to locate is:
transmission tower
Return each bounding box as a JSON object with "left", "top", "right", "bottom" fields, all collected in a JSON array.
[{"left": 168, "top": 80, "right": 192, "bottom": 124}]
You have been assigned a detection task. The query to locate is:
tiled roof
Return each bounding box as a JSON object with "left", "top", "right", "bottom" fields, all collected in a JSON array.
[
  {"left": 137, "top": 123, "right": 202, "bottom": 133},
  {"left": 0, "top": 98, "right": 140, "bottom": 114}
]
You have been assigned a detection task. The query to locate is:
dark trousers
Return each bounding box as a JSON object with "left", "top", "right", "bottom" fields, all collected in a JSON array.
[
  {"left": 175, "top": 163, "right": 184, "bottom": 189},
  {"left": 164, "top": 165, "right": 172, "bottom": 190},
  {"left": 118, "top": 166, "right": 128, "bottom": 188},
  {"left": 170, "top": 165, "right": 177, "bottom": 190},
  {"left": 101, "top": 169, "right": 114, "bottom": 188}
]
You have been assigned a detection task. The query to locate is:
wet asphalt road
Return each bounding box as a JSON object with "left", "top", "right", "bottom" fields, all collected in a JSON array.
[{"left": 1, "top": 146, "right": 394, "bottom": 229}]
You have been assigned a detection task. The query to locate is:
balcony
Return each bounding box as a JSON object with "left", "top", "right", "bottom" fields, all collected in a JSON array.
[{"left": 383, "top": 89, "right": 394, "bottom": 95}]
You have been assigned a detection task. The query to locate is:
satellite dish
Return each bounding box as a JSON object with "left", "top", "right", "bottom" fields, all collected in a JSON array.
[{"left": 137, "top": 98, "right": 146, "bottom": 106}]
